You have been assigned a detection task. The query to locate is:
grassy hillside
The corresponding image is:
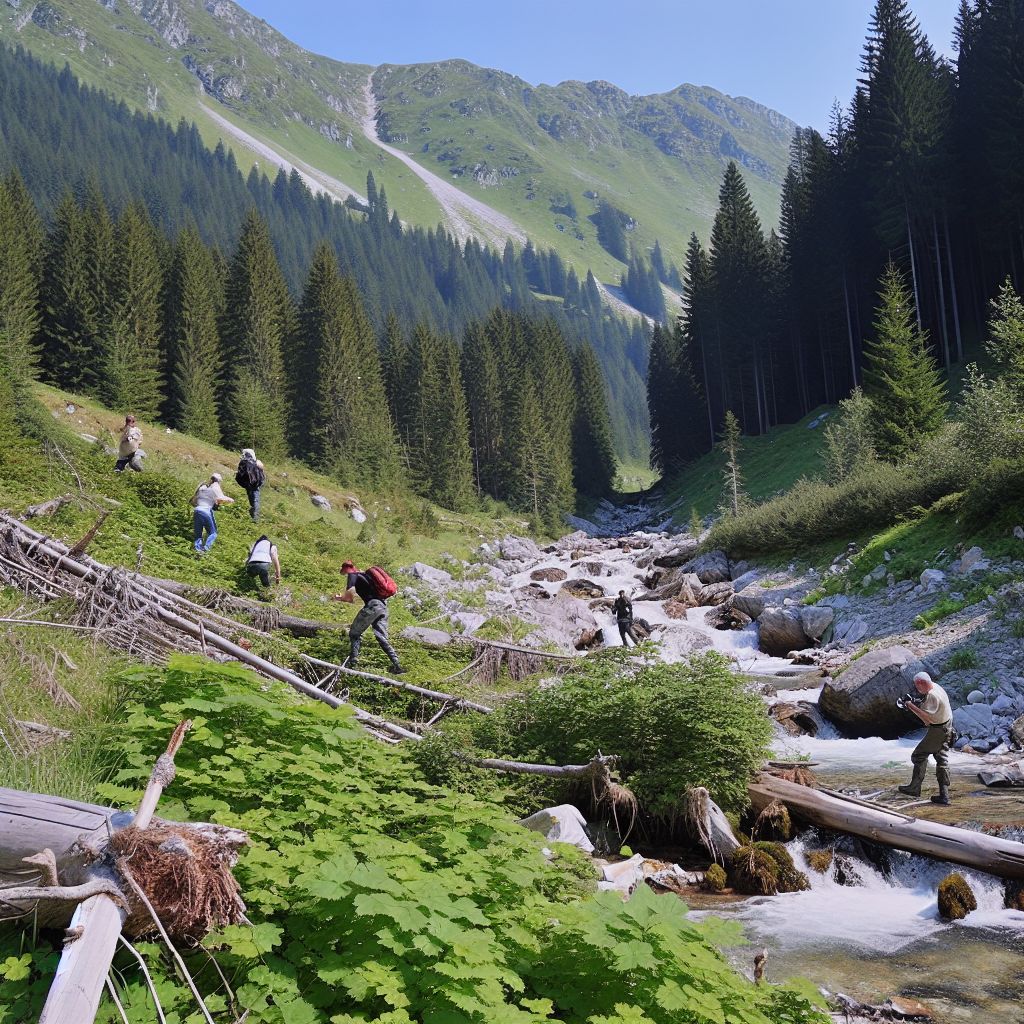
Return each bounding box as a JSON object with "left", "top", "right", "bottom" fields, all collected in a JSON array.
[{"left": 0, "top": 0, "right": 794, "bottom": 286}]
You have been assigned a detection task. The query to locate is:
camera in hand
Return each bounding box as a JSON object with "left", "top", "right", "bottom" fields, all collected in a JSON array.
[{"left": 895, "top": 691, "right": 925, "bottom": 710}]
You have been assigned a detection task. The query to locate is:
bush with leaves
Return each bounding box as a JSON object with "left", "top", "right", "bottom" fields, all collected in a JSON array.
[
  {"left": 822, "top": 387, "right": 877, "bottom": 483},
  {"left": 466, "top": 652, "right": 773, "bottom": 822},
  {"left": 0, "top": 657, "right": 826, "bottom": 1024}
]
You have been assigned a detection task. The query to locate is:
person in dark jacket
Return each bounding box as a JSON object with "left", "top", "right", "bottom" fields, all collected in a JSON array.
[
  {"left": 612, "top": 590, "right": 640, "bottom": 647},
  {"left": 236, "top": 448, "right": 266, "bottom": 522},
  {"left": 332, "top": 559, "right": 405, "bottom": 674}
]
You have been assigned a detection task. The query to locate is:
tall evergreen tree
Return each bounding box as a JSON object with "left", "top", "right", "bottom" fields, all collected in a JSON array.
[
  {"left": 222, "top": 209, "right": 292, "bottom": 457},
  {"left": 462, "top": 318, "right": 505, "bottom": 497},
  {"left": 381, "top": 312, "right": 407, "bottom": 431},
  {"left": 432, "top": 337, "right": 475, "bottom": 511},
  {"left": 719, "top": 410, "right": 747, "bottom": 516},
  {"left": 102, "top": 202, "right": 164, "bottom": 418},
  {"left": 862, "top": 262, "right": 948, "bottom": 460},
  {"left": 986, "top": 276, "right": 1024, "bottom": 396},
  {"left": 0, "top": 175, "right": 41, "bottom": 389},
  {"left": 166, "top": 224, "right": 224, "bottom": 442},
  {"left": 572, "top": 342, "right": 617, "bottom": 496}
]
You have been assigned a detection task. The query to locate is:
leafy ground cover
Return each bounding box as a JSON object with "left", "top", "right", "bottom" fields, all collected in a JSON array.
[{"left": 0, "top": 657, "right": 827, "bottom": 1024}]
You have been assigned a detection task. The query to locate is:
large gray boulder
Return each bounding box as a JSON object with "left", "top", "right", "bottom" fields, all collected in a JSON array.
[
  {"left": 499, "top": 535, "right": 542, "bottom": 563},
  {"left": 799, "top": 605, "right": 835, "bottom": 642},
  {"left": 698, "top": 581, "right": 734, "bottom": 606},
  {"left": 680, "top": 549, "right": 731, "bottom": 584},
  {"left": 408, "top": 562, "right": 453, "bottom": 586},
  {"left": 819, "top": 645, "right": 927, "bottom": 738},
  {"left": 756, "top": 607, "right": 810, "bottom": 657},
  {"left": 732, "top": 591, "right": 766, "bottom": 620},
  {"left": 954, "top": 703, "right": 995, "bottom": 742},
  {"left": 653, "top": 539, "right": 700, "bottom": 569}
]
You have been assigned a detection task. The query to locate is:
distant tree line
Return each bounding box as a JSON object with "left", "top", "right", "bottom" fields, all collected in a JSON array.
[
  {"left": 0, "top": 43, "right": 649, "bottom": 463},
  {"left": 0, "top": 177, "right": 616, "bottom": 526},
  {"left": 648, "top": 0, "right": 1024, "bottom": 475}
]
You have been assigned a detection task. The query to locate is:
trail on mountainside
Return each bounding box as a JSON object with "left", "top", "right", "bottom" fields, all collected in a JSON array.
[
  {"left": 360, "top": 75, "right": 526, "bottom": 248},
  {"left": 200, "top": 100, "right": 367, "bottom": 206}
]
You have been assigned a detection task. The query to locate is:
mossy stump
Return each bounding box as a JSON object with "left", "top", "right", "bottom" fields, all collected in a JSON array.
[
  {"left": 729, "top": 842, "right": 810, "bottom": 896},
  {"left": 703, "top": 863, "right": 727, "bottom": 892},
  {"left": 805, "top": 849, "right": 833, "bottom": 874},
  {"left": 753, "top": 799, "right": 792, "bottom": 842},
  {"left": 937, "top": 872, "right": 977, "bottom": 920}
]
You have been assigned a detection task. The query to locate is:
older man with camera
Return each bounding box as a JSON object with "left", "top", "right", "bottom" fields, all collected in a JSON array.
[{"left": 897, "top": 671, "right": 954, "bottom": 805}]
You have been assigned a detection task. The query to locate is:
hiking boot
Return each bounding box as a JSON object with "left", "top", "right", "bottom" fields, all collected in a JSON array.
[
  {"left": 391, "top": 665, "right": 407, "bottom": 676},
  {"left": 931, "top": 786, "right": 951, "bottom": 805},
  {"left": 345, "top": 659, "right": 358, "bottom": 670},
  {"left": 897, "top": 784, "right": 921, "bottom": 797}
]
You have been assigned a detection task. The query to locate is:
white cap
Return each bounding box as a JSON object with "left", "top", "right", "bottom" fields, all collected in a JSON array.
[{"left": 211, "top": 472, "right": 222, "bottom": 482}]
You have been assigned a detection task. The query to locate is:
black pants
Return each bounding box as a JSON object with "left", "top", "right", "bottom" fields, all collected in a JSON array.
[
  {"left": 618, "top": 619, "right": 639, "bottom": 646},
  {"left": 246, "top": 560, "right": 271, "bottom": 586}
]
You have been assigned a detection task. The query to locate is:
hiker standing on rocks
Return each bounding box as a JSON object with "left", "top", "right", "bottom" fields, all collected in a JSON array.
[
  {"left": 190, "top": 472, "right": 234, "bottom": 553},
  {"left": 898, "top": 671, "right": 955, "bottom": 805},
  {"left": 612, "top": 589, "right": 640, "bottom": 647},
  {"left": 332, "top": 559, "right": 405, "bottom": 675},
  {"left": 235, "top": 448, "right": 266, "bottom": 522},
  {"left": 245, "top": 535, "right": 281, "bottom": 587},
  {"left": 114, "top": 415, "right": 144, "bottom": 473}
]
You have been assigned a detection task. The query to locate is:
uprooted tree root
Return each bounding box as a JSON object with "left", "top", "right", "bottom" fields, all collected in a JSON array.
[
  {"left": 110, "top": 824, "right": 247, "bottom": 941},
  {"left": 764, "top": 764, "right": 818, "bottom": 788},
  {"left": 752, "top": 799, "right": 792, "bottom": 842},
  {"left": 589, "top": 756, "right": 638, "bottom": 841}
]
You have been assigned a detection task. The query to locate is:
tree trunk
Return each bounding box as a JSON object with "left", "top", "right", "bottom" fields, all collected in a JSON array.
[
  {"left": 932, "top": 213, "right": 950, "bottom": 370},
  {"left": 906, "top": 205, "right": 923, "bottom": 332},
  {"left": 749, "top": 774, "right": 1024, "bottom": 879},
  {"left": 943, "top": 210, "right": 964, "bottom": 364},
  {"left": 842, "top": 269, "right": 858, "bottom": 388}
]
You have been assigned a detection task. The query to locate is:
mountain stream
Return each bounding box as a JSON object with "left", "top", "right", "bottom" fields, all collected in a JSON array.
[{"left": 534, "top": 499, "right": 1024, "bottom": 1020}]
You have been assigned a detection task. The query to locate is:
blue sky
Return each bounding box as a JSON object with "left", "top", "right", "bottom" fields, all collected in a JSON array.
[{"left": 241, "top": 1, "right": 956, "bottom": 129}]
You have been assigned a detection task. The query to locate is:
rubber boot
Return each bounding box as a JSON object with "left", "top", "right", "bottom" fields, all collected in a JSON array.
[
  {"left": 931, "top": 785, "right": 951, "bottom": 805},
  {"left": 391, "top": 663, "right": 407, "bottom": 676},
  {"left": 898, "top": 761, "right": 926, "bottom": 797}
]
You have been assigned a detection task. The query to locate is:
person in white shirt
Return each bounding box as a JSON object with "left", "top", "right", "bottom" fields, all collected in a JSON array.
[
  {"left": 245, "top": 535, "right": 281, "bottom": 587},
  {"left": 191, "top": 472, "right": 234, "bottom": 553},
  {"left": 898, "top": 671, "right": 955, "bottom": 805},
  {"left": 114, "top": 415, "right": 144, "bottom": 473}
]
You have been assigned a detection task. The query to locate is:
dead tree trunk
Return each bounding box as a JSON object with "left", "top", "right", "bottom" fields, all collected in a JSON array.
[{"left": 749, "top": 773, "right": 1024, "bottom": 880}]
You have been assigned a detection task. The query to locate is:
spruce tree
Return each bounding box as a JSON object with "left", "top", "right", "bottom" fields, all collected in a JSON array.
[
  {"left": 572, "top": 342, "right": 617, "bottom": 496},
  {"left": 381, "top": 312, "right": 407, "bottom": 437},
  {"left": 862, "top": 262, "right": 948, "bottom": 460},
  {"left": 101, "top": 202, "right": 164, "bottom": 419},
  {"left": 432, "top": 337, "right": 475, "bottom": 511},
  {"left": 719, "top": 410, "right": 747, "bottom": 516},
  {"left": 462, "top": 319, "right": 505, "bottom": 497},
  {"left": 507, "top": 380, "right": 554, "bottom": 526},
  {"left": 0, "top": 176, "right": 41, "bottom": 389},
  {"left": 222, "top": 209, "right": 292, "bottom": 457},
  {"left": 986, "top": 276, "right": 1024, "bottom": 395},
  {"left": 167, "top": 224, "right": 223, "bottom": 442}
]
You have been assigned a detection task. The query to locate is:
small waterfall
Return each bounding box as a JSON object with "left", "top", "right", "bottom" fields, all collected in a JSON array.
[{"left": 725, "top": 832, "right": 1024, "bottom": 955}]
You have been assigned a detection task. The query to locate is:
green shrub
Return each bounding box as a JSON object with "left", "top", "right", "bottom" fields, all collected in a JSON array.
[
  {"left": 467, "top": 652, "right": 773, "bottom": 822},
  {"left": 705, "top": 460, "right": 960, "bottom": 558},
  {"left": 937, "top": 872, "right": 977, "bottom": 920},
  {"left": 946, "top": 648, "right": 980, "bottom": 671},
  {"left": 961, "top": 457, "right": 1024, "bottom": 530}
]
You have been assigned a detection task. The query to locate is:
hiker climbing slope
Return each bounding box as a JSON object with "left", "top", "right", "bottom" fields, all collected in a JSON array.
[
  {"left": 235, "top": 448, "right": 266, "bottom": 522},
  {"left": 333, "top": 559, "right": 405, "bottom": 675}
]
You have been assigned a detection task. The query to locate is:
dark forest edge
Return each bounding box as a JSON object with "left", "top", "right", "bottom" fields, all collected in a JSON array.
[{"left": 649, "top": 0, "right": 1024, "bottom": 476}]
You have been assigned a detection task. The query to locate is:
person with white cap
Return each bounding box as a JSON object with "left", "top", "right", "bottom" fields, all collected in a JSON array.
[
  {"left": 898, "top": 671, "right": 955, "bottom": 805},
  {"left": 190, "top": 472, "right": 234, "bottom": 553}
]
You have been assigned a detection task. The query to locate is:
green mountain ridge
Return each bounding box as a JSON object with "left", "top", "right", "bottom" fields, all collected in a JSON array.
[{"left": 0, "top": 0, "right": 796, "bottom": 286}]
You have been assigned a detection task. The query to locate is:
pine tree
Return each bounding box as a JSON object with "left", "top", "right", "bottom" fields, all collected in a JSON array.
[
  {"left": 507, "top": 380, "right": 554, "bottom": 526},
  {"left": 432, "top": 337, "right": 475, "bottom": 510},
  {"left": 719, "top": 410, "right": 747, "bottom": 516},
  {"left": 595, "top": 199, "right": 628, "bottom": 262},
  {"left": 167, "top": 224, "right": 223, "bottom": 442},
  {"left": 222, "top": 209, "right": 292, "bottom": 457},
  {"left": 462, "top": 318, "right": 505, "bottom": 497},
  {"left": 572, "top": 342, "right": 617, "bottom": 496},
  {"left": 862, "top": 262, "right": 948, "bottom": 460},
  {"left": 0, "top": 176, "right": 41, "bottom": 389},
  {"left": 101, "top": 202, "right": 165, "bottom": 419},
  {"left": 986, "top": 276, "right": 1024, "bottom": 395},
  {"left": 381, "top": 312, "right": 407, "bottom": 431}
]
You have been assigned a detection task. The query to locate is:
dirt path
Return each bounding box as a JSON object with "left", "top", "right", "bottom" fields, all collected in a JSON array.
[
  {"left": 200, "top": 100, "right": 366, "bottom": 206},
  {"left": 359, "top": 75, "right": 525, "bottom": 248}
]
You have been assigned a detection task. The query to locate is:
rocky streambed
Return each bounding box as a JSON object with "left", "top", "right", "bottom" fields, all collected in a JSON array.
[{"left": 401, "top": 499, "right": 1024, "bottom": 1021}]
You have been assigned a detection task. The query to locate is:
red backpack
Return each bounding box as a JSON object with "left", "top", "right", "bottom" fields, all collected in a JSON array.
[{"left": 364, "top": 566, "right": 398, "bottom": 601}]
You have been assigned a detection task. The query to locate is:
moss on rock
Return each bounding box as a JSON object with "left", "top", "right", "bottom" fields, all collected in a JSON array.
[
  {"left": 1003, "top": 880, "right": 1024, "bottom": 912},
  {"left": 730, "top": 845, "right": 779, "bottom": 895},
  {"left": 703, "top": 863, "right": 727, "bottom": 892},
  {"left": 753, "top": 841, "right": 810, "bottom": 893},
  {"left": 805, "top": 849, "right": 834, "bottom": 874},
  {"left": 937, "top": 872, "right": 977, "bottom": 920}
]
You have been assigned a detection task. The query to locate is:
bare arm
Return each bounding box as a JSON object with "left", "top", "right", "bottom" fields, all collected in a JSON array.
[{"left": 271, "top": 548, "right": 282, "bottom": 584}]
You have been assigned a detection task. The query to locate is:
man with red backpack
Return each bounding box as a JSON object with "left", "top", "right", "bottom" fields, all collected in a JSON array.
[{"left": 332, "top": 560, "right": 405, "bottom": 675}]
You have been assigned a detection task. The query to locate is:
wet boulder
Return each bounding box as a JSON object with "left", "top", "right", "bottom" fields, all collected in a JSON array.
[
  {"left": 680, "top": 549, "right": 731, "bottom": 584},
  {"left": 756, "top": 607, "right": 811, "bottom": 657},
  {"left": 561, "top": 578, "right": 605, "bottom": 599},
  {"left": 530, "top": 566, "right": 567, "bottom": 583},
  {"left": 698, "top": 581, "right": 734, "bottom": 606},
  {"left": 705, "top": 604, "right": 752, "bottom": 631},
  {"left": 769, "top": 700, "right": 827, "bottom": 737},
  {"left": 937, "top": 872, "right": 977, "bottom": 920},
  {"left": 732, "top": 590, "right": 766, "bottom": 620},
  {"left": 653, "top": 538, "right": 700, "bottom": 568},
  {"left": 819, "top": 645, "right": 927, "bottom": 738}
]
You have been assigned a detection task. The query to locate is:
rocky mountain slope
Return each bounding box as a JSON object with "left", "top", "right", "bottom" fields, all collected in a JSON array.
[{"left": 0, "top": 0, "right": 795, "bottom": 283}]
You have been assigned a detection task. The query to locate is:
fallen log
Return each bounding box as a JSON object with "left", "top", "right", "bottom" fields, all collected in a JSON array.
[
  {"left": 453, "top": 752, "right": 619, "bottom": 778},
  {"left": 300, "top": 654, "right": 494, "bottom": 714},
  {"left": 25, "top": 494, "right": 74, "bottom": 518},
  {"left": 749, "top": 773, "right": 1024, "bottom": 880}
]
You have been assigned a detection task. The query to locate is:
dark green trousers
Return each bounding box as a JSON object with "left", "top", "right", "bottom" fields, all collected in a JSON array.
[{"left": 908, "top": 723, "right": 952, "bottom": 791}]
